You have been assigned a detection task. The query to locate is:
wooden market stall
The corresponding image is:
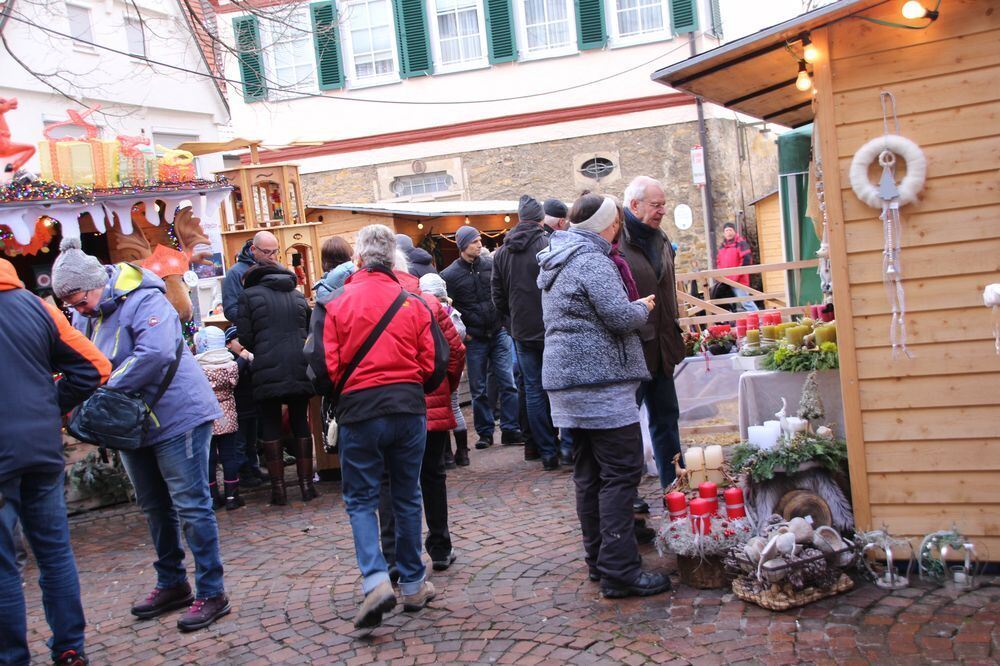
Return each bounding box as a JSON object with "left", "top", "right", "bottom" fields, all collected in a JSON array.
[
  {"left": 750, "top": 190, "right": 786, "bottom": 305},
  {"left": 652, "top": 0, "right": 1000, "bottom": 554}
]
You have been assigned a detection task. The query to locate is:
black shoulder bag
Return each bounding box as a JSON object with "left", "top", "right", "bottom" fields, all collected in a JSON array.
[{"left": 68, "top": 339, "right": 185, "bottom": 451}]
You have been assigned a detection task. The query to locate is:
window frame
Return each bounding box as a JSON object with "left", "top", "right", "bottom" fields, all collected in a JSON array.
[
  {"left": 262, "top": 6, "right": 318, "bottom": 100},
  {"left": 125, "top": 17, "right": 146, "bottom": 57},
  {"left": 512, "top": 0, "right": 577, "bottom": 61},
  {"left": 339, "top": 0, "right": 401, "bottom": 88},
  {"left": 603, "top": 0, "right": 671, "bottom": 48},
  {"left": 391, "top": 171, "right": 455, "bottom": 197},
  {"left": 65, "top": 2, "right": 96, "bottom": 51},
  {"left": 426, "top": 0, "right": 488, "bottom": 74}
]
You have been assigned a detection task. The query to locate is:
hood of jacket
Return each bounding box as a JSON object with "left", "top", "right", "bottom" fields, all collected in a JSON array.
[
  {"left": 503, "top": 221, "right": 546, "bottom": 253},
  {"left": 0, "top": 258, "right": 24, "bottom": 291},
  {"left": 236, "top": 239, "right": 256, "bottom": 266},
  {"left": 407, "top": 246, "right": 434, "bottom": 267},
  {"left": 243, "top": 264, "right": 297, "bottom": 291},
  {"left": 196, "top": 348, "right": 235, "bottom": 368},
  {"left": 92, "top": 263, "right": 165, "bottom": 319},
  {"left": 536, "top": 229, "right": 610, "bottom": 291}
]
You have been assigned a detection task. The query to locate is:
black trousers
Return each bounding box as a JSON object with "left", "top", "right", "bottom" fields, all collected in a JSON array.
[
  {"left": 572, "top": 423, "right": 644, "bottom": 585},
  {"left": 378, "top": 430, "right": 452, "bottom": 563},
  {"left": 258, "top": 397, "right": 310, "bottom": 441}
]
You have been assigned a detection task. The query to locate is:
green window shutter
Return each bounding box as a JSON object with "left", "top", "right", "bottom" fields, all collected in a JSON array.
[
  {"left": 576, "top": 0, "right": 606, "bottom": 50},
  {"left": 392, "top": 0, "right": 433, "bottom": 78},
  {"left": 311, "top": 1, "right": 345, "bottom": 90},
  {"left": 708, "top": 0, "right": 722, "bottom": 38},
  {"left": 485, "top": 0, "right": 516, "bottom": 63},
  {"left": 669, "top": 0, "right": 698, "bottom": 35},
  {"left": 232, "top": 15, "right": 266, "bottom": 102}
]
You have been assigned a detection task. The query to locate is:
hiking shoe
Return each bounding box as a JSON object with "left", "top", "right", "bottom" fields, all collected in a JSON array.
[
  {"left": 131, "top": 582, "right": 193, "bottom": 619},
  {"left": 501, "top": 430, "right": 524, "bottom": 445},
  {"left": 431, "top": 549, "right": 457, "bottom": 571},
  {"left": 354, "top": 581, "right": 397, "bottom": 630},
  {"left": 474, "top": 435, "right": 493, "bottom": 450},
  {"left": 53, "top": 650, "right": 88, "bottom": 665},
  {"left": 401, "top": 581, "right": 436, "bottom": 612},
  {"left": 176, "top": 594, "right": 231, "bottom": 632},
  {"left": 600, "top": 571, "right": 671, "bottom": 599}
]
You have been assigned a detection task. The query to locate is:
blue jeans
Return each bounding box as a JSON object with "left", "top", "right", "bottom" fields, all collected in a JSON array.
[
  {"left": 733, "top": 287, "right": 760, "bottom": 311},
  {"left": 119, "top": 422, "right": 225, "bottom": 599},
  {"left": 636, "top": 371, "right": 682, "bottom": 488},
  {"left": 339, "top": 413, "right": 427, "bottom": 597},
  {"left": 513, "top": 340, "right": 557, "bottom": 461},
  {"left": 466, "top": 330, "right": 519, "bottom": 437},
  {"left": 0, "top": 471, "right": 86, "bottom": 665}
]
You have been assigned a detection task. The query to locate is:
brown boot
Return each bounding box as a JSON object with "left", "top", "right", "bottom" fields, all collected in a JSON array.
[
  {"left": 295, "top": 437, "right": 319, "bottom": 502},
  {"left": 261, "top": 439, "right": 287, "bottom": 506}
]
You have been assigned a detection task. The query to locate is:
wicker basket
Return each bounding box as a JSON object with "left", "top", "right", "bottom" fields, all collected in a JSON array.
[
  {"left": 732, "top": 572, "right": 854, "bottom": 610},
  {"left": 677, "top": 554, "right": 730, "bottom": 589}
]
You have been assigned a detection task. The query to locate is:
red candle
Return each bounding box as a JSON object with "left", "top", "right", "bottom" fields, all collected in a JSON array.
[
  {"left": 724, "top": 487, "right": 746, "bottom": 519},
  {"left": 665, "top": 491, "right": 688, "bottom": 521},
  {"left": 698, "top": 482, "right": 718, "bottom": 513},
  {"left": 810, "top": 304, "right": 821, "bottom": 320},
  {"left": 689, "top": 498, "right": 712, "bottom": 534},
  {"left": 746, "top": 314, "right": 759, "bottom": 329},
  {"left": 819, "top": 304, "right": 835, "bottom": 322}
]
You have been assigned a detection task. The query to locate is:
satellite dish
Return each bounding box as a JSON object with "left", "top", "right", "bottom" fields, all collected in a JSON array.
[{"left": 674, "top": 204, "right": 693, "bottom": 230}]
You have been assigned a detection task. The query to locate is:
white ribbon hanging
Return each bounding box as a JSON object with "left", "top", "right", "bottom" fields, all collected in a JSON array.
[{"left": 985, "top": 284, "right": 1000, "bottom": 355}]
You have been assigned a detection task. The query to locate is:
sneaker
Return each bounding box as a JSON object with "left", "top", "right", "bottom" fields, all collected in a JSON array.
[
  {"left": 53, "top": 650, "right": 88, "bottom": 665},
  {"left": 500, "top": 430, "right": 524, "bottom": 445},
  {"left": 176, "top": 594, "right": 231, "bottom": 632},
  {"left": 131, "top": 582, "right": 193, "bottom": 619},
  {"left": 431, "top": 549, "right": 457, "bottom": 571},
  {"left": 474, "top": 435, "right": 493, "bottom": 450},
  {"left": 354, "top": 581, "right": 397, "bottom": 629},
  {"left": 600, "top": 571, "right": 672, "bottom": 599},
  {"left": 542, "top": 457, "right": 559, "bottom": 471},
  {"left": 401, "top": 581, "right": 436, "bottom": 612}
]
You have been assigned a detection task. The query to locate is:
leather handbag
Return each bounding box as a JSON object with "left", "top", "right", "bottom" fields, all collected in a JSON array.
[{"left": 68, "top": 339, "right": 184, "bottom": 451}]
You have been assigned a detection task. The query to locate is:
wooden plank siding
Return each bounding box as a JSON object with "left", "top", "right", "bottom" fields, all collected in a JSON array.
[
  {"left": 816, "top": 0, "right": 1000, "bottom": 548},
  {"left": 752, "top": 193, "right": 786, "bottom": 304}
]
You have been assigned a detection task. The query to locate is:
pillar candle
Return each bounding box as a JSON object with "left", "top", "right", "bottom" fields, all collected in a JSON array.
[
  {"left": 786, "top": 326, "right": 808, "bottom": 347},
  {"left": 746, "top": 314, "right": 759, "bottom": 329},
  {"left": 698, "top": 481, "right": 719, "bottom": 513},
  {"left": 760, "top": 325, "right": 777, "bottom": 343},
  {"left": 810, "top": 304, "right": 821, "bottom": 320},
  {"left": 665, "top": 491, "right": 688, "bottom": 521},
  {"left": 815, "top": 325, "right": 837, "bottom": 345},
  {"left": 689, "top": 498, "right": 713, "bottom": 534},
  {"left": 745, "top": 329, "right": 760, "bottom": 345},
  {"left": 684, "top": 447, "right": 706, "bottom": 486},
  {"left": 819, "top": 306, "right": 835, "bottom": 323},
  {"left": 724, "top": 487, "right": 746, "bottom": 519},
  {"left": 704, "top": 445, "right": 725, "bottom": 486}
]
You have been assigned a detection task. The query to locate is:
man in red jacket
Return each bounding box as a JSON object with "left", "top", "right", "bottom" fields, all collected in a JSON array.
[
  {"left": 305, "top": 225, "right": 448, "bottom": 631},
  {"left": 0, "top": 258, "right": 110, "bottom": 665},
  {"left": 715, "top": 222, "right": 759, "bottom": 311}
]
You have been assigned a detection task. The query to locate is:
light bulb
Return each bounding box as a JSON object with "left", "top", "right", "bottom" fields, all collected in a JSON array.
[
  {"left": 417, "top": 222, "right": 424, "bottom": 230},
  {"left": 795, "top": 62, "right": 812, "bottom": 91},
  {"left": 901, "top": 1, "right": 926, "bottom": 19},
  {"left": 464, "top": 217, "right": 470, "bottom": 225},
  {"left": 504, "top": 215, "right": 510, "bottom": 223},
  {"left": 802, "top": 37, "right": 819, "bottom": 64}
]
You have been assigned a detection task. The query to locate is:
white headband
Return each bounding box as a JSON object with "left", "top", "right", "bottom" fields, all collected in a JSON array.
[{"left": 570, "top": 196, "right": 617, "bottom": 234}]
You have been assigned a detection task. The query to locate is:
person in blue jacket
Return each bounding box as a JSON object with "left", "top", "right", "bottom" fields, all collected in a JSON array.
[
  {"left": 0, "top": 257, "right": 110, "bottom": 666},
  {"left": 51, "top": 237, "right": 231, "bottom": 633}
]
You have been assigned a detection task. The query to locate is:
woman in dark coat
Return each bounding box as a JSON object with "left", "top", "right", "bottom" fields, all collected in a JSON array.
[{"left": 236, "top": 264, "right": 316, "bottom": 505}]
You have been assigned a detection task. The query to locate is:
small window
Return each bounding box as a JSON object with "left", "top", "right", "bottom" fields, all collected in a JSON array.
[
  {"left": 344, "top": 0, "right": 397, "bottom": 82},
  {"left": 66, "top": 4, "right": 94, "bottom": 44},
  {"left": 516, "top": 0, "right": 575, "bottom": 56},
  {"left": 615, "top": 0, "right": 663, "bottom": 37},
  {"left": 126, "top": 17, "right": 146, "bottom": 57},
  {"left": 579, "top": 157, "right": 615, "bottom": 180},
  {"left": 267, "top": 8, "right": 316, "bottom": 96},
  {"left": 391, "top": 171, "right": 454, "bottom": 196},
  {"left": 433, "top": 0, "right": 484, "bottom": 66}
]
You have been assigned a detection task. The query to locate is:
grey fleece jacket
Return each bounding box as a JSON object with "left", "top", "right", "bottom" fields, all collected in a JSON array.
[{"left": 536, "top": 229, "right": 651, "bottom": 391}]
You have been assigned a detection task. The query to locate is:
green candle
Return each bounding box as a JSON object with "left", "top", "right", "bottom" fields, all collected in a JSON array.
[
  {"left": 800, "top": 318, "right": 815, "bottom": 328},
  {"left": 815, "top": 325, "right": 837, "bottom": 344},
  {"left": 761, "top": 325, "right": 777, "bottom": 342},
  {"left": 745, "top": 329, "right": 760, "bottom": 344},
  {"left": 786, "top": 326, "right": 808, "bottom": 347}
]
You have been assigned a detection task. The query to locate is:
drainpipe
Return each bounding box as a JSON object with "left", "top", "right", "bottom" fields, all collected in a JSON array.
[{"left": 691, "top": 34, "right": 717, "bottom": 270}]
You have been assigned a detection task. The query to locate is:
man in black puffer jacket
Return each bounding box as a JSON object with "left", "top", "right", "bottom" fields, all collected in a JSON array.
[
  {"left": 492, "top": 195, "right": 559, "bottom": 469},
  {"left": 441, "top": 226, "right": 521, "bottom": 451}
]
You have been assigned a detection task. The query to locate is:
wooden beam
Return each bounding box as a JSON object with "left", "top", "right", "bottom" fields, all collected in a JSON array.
[
  {"left": 675, "top": 258, "right": 819, "bottom": 282},
  {"left": 678, "top": 305, "right": 809, "bottom": 327},
  {"left": 677, "top": 290, "right": 730, "bottom": 315},
  {"left": 813, "top": 26, "right": 872, "bottom": 531}
]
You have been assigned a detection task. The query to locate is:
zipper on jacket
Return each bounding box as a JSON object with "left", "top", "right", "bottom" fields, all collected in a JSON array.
[{"left": 111, "top": 325, "right": 122, "bottom": 357}]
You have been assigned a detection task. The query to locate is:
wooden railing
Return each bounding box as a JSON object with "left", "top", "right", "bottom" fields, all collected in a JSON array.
[{"left": 675, "top": 259, "right": 820, "bottom": 327}]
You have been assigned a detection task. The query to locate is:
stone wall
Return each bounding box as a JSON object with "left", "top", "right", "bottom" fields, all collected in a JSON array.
[{"left": 300, "top": 118, "right": 778, "bottom": 275}]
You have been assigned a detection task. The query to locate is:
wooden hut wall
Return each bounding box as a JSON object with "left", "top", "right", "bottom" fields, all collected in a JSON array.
[
  {"left": 752, "top": 193, "right": 786, "bottom": 304},
  {"left": 813, "top": 0, "right": 1000, "bottom": 552}
]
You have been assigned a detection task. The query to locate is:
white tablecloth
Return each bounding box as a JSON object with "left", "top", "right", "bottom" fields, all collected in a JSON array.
[{"left": 738, "top": 369, "right": 845, "bottom": 439}]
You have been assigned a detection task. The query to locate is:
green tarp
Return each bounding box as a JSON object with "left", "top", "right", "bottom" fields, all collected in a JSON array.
[{"left": 778, "top": 124, "right": 822, "bottom": 306}]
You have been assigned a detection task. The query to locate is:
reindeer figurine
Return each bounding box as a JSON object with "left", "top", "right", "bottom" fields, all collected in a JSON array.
[{"left": 0, "top": 98, "right": 35, "bottom": 174}]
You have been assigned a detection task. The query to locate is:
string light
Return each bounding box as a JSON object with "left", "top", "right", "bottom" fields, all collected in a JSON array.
[
  {"left": 464, "top": 217, "right": 470, "bottom": 225},
  {"left": 504, "top": 215, "right": 511, "bottom": 223},
  {"left": 801, "top": 36, "right": 819, "bottom": 63},
  {"left": 417, "top": 222, "right": 424, "bottom": 230},
  {"left": 795, "top": 62, "right": 812, "bottom": 92},
  {"left": 902, "top": 1, "right": 938, "bottom": 20}
]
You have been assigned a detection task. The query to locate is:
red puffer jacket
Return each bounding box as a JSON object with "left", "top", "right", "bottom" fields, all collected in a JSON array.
[{"left": 396, "top": 272, "right": 465, "bottom": 431}]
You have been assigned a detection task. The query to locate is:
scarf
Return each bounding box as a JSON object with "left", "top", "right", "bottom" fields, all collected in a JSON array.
[
  {"left": 624, "top": 208, "right": 663, "bottom": 278},
  {"left": 610, "top": 242, "right": 640, "bottom": 300}
]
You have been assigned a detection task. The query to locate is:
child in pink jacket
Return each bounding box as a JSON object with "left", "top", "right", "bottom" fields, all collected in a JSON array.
[{"left": 195, "top": 326, "right": 243, "bottom": 510}]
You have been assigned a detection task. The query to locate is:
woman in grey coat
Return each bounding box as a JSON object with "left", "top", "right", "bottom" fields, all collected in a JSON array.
[{"left": 536, "top": 193, "right": 670, "bottom": 599}]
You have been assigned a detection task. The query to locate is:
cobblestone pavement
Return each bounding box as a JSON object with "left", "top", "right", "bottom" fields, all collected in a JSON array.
[{"left": 25, "top": 444, "right": 1000, "bottom": 665}]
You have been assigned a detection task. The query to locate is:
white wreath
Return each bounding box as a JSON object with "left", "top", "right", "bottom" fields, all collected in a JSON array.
[{"left": 849, "top": 134, "right": 926, "bottom": 209}]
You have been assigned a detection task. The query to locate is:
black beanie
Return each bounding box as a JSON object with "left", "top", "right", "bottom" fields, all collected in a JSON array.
[
  {"left": 543, "top": 198, "right": 568, "bottom": 219},
  {"left": 517, "top": 195, "right": 544, "bottom": 223}
]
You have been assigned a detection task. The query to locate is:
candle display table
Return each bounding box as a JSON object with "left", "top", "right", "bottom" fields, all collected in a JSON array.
[{"left": 737, "top": 370, "right": 845, "bottom": 439}]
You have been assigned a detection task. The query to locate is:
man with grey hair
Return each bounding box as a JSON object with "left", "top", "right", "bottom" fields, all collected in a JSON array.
[
  {"left": 222, "top": 230, "right": 280, "bottom": 323},
  {"left": 306, "top": 224, "right": 448, "bottom": 631},
  {"left": 619, "top": 176, "right": 686, "bottom": 500}
]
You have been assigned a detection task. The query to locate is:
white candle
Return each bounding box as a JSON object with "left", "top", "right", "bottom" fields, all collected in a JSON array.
[
  {"left": 763, "top": 420, "right": 781, "bottom": 438},
  {"left": 684, "top": 447, "right": 707, "bottom": 486},
  {"left": 748, "top": 426, "right": 769, "bottom": 448},
  {"left": 704, "top": 445, "right": 724, "bottom": 470}
]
